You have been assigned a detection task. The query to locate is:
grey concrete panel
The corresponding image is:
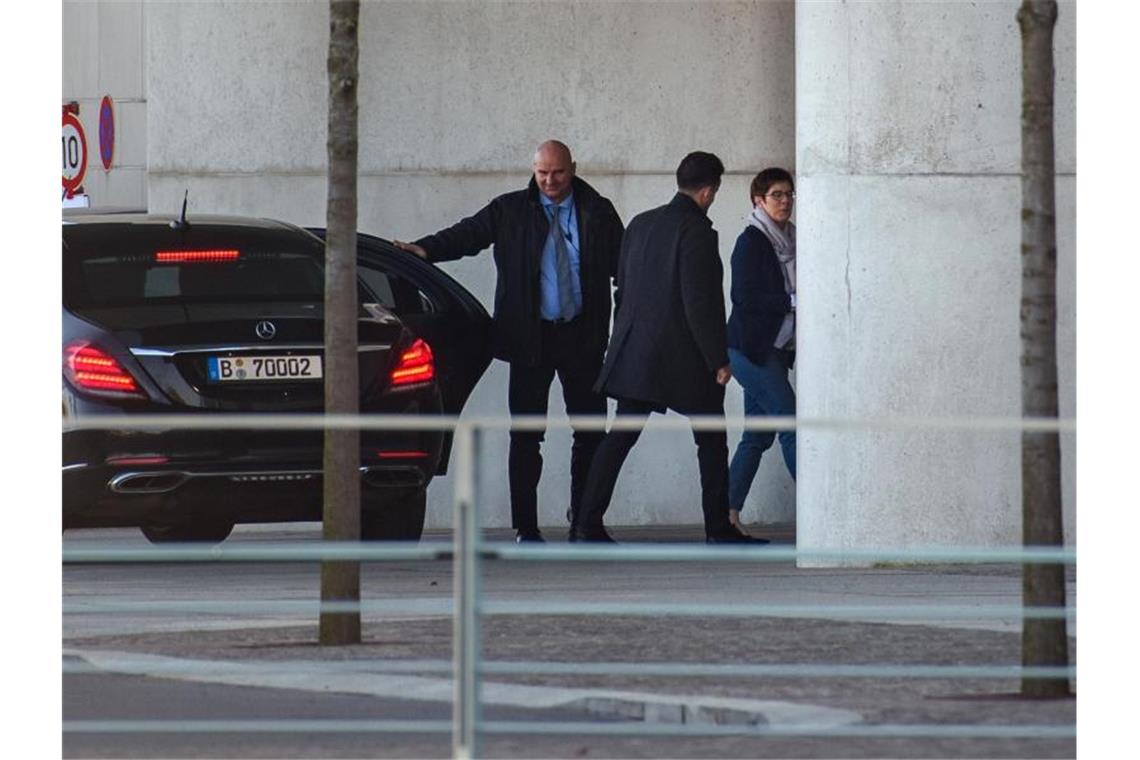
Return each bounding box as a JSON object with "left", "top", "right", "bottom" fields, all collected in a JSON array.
[
  {"left": 358, "top": 0, "right": 795, "bottom": 173},
  {"left": 146, "top": 1, "right": 794, "bottom": 175},
  {"left": 98, "top": 1, "right": 145, "bottom": 99},
  {"left": 798, "top": 0, "right": 1075, "bottom": 176},
  {"left": 146, "top": 1, "right": 328, "bottom": 174},
  {"left": 796, "top": 174, "right": 1074, "bottom": 553},
  {"left": 63, "top": 0, "right": 100, "bottom": 98},
  {"left": 794, "top": 0, "right": 850, "bottom": 176},
  {"left": 150, "top": 173, "right": 325, "bottom": 221}
]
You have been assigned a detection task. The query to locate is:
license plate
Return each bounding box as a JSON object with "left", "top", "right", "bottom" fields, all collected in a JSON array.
[{"left": 207, "top": 355, "right": 323, "bottom": 382}]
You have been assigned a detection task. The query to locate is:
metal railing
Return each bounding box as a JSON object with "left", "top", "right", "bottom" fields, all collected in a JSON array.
[{"left": 63, "top": 413, "right": 1076, "bottom": 758}]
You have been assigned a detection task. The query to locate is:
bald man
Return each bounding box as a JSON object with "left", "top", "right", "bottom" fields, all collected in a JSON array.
[{"left": 395, "top": 141, "right": 624, "bottom": 542}]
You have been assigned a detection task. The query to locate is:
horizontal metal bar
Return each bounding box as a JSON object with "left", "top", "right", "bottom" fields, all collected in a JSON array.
[
  {"left": 63, "top": 599, "right": 388, "bottom": 616},
  {"left": 63, "top": 412, "right": 1075, "bottom": 434},
  {"left": 489, "top": 544, "right": 1076, "bottom": 564},
  {"left": 480, "top": 720, "right": 1076, "bottom": 739},
  {"left": 479, "top": 601, "right": 1073, "bottom": 621},
  {"left": 61, "top": 541, "right": 1075, "bottom": 565},
  {"left": 62, "top": 541, "right": 445, "bottom": 564},
  {"left": 61, "top": 656, "right": 1077, "bottom": 681},
  {"left": 63, "top": 718, "right": 1074, "bottom": 739},
  {"left": 62, "top": 598, "right": 1074, "bottom": 621},
  {"left": 64, "top": 719, "right": 453, "bottom": 735},
  {"left": 480, "top": 661, "right": 1078, "bottom": 681}
]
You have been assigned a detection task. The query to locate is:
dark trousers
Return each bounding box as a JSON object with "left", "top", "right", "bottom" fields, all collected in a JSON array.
[
  {"left": 507, "top": 319, "right": 606, "bottom": 533},
  {"left": 577, "top": 395, "right": 734, "bottom": 536}
]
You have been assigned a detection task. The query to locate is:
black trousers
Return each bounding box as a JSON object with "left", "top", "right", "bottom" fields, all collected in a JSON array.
[
  {"left": 576, "top": 395, "right": 734, "bottom": 537},
  {"left": 507, "top": 319, "right": 607, "bottom": 533}
]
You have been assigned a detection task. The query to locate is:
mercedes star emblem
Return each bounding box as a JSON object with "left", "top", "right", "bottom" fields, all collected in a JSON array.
[{"left": 255, "top": 320, "right": 277, "bottom": 340}]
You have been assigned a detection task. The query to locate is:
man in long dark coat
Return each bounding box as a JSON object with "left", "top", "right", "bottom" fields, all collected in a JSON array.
[
  {"left": 395, "top": 141, "right": 623, "bottom": 543},
  {"left": 571, "top": 151, "right": 760, "bottom": 544}
]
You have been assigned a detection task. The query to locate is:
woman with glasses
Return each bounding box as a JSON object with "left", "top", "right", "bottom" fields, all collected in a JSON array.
[{"left": 725, "top": 168, "right": 798, "bottom": 533}]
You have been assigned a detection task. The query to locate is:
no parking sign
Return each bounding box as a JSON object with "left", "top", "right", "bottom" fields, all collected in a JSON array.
[
  {"left": 62, "top": 109, "right": 88, "bottom": 196},
  {"left": 98, "top": 96, "right": 115, "bottom": 171}
]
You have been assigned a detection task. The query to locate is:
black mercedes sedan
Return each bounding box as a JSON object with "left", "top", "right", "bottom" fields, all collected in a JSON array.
[{"left": 62, "top": 214, "right": 491, "bottom": 543}]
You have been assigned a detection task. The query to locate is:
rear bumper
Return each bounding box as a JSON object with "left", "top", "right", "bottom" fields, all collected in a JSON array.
[
  {"left": 62, "top": 388, "right": 443, "bottom": 529},
  {"left": 63, "top": 460, "right": 429, "bottom": 529}
]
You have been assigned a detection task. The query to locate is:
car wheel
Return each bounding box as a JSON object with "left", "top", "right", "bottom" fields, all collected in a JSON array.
[
  {"left": 361, "top": 489, "right": 427, "bottom": 542},
  {"left": 140, "top": 521, "right": 235, "bottom": 544}
]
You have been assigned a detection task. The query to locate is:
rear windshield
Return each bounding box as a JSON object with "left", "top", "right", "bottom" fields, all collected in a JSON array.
[{"left": 64, "top": 231, "right": 326, "bottom": 309}]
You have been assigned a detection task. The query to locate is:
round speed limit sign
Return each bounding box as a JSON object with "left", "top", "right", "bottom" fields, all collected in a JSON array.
[{"left": 62, "top": 111, "right": 88, "bottom": 195}]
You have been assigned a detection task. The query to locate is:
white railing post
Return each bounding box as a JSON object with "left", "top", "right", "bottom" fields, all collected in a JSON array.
[{"left": 452, "top": 422, "right": 481, "bottom": 759}]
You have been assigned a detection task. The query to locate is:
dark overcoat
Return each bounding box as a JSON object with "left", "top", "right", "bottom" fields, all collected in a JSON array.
[
  {"left": 414, "top": 176, "right": 624, "bottom": 367},
  {"left": 725, "top": 225, "right": 793, "bottom": 364},
  {"left": 594, "top": 193, "right": 729, "bottom": 412}
]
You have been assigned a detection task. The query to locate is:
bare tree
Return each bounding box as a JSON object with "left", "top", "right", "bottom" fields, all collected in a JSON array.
[
  {"left": 1017, "top": 0, "right": 1070, "bottom": 698},
  {"left": 320, "top": 0, "right": 362, "bottom": 646}
]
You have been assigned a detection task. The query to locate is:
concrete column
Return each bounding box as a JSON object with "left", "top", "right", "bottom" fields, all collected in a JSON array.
[{"left": 795, "top": 1, "right": 1076, "bottom": 561}]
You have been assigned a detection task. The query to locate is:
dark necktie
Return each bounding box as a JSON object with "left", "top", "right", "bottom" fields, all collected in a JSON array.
[{"left": 551, "top": 204, "right": 576, "bottom": 320}]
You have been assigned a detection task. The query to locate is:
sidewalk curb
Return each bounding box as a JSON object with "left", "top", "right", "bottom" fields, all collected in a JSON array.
[{"left": 65, "top": 648, "right": 863, "bottom": 729}]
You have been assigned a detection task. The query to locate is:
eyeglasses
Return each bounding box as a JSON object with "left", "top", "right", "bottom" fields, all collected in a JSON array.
[{"left": 766, "top": 191, "right": 795, "bottom": 202}]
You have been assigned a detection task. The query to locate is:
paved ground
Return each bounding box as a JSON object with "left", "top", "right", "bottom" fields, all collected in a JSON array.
[{"left": 63, "top": 523, "right": 1077, "bottom": 758}]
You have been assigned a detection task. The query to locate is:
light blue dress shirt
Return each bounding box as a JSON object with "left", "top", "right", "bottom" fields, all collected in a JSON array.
[{"left": 538, "top": 192, "right": 582, "bottom": 320}]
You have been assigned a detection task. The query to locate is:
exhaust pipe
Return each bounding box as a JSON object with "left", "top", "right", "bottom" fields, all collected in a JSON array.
[{"left": 109, "top": 471, "right": 190, "bottom": 494}]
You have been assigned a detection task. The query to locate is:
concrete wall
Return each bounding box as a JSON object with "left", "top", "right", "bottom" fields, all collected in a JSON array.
[
  {"left": 795, "top": 0, "right": 1076, "bottom": 557},
  {"left": 144, "top": 0, "right": 799, "bottom": 531},
  {"left": 62, "top": 0, "right": 147, "bottom": 209}
]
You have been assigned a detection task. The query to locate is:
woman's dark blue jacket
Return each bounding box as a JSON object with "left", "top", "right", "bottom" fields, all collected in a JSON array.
[{"left": 726, "top": 225, "right": 792, "bottom": 365}]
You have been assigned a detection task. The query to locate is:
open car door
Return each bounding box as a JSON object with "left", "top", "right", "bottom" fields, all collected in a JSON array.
[{"left": 308, "top": 229, "right": 493, "bottom": 473}]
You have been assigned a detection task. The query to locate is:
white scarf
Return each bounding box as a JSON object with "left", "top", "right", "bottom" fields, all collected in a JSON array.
[
  {"left": 748, "top": 205, "right": 796, "bottom": 294},
  {"left": 748, "top": 205, "right": 796, "bottom": 349}
]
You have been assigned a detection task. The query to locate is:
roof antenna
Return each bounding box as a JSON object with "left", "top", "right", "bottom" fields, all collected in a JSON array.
[{"left": 169, "top": 190, "right": 190, "bottom": 230}]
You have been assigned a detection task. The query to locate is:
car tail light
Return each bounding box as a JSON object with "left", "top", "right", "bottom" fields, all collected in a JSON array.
[
  {"left": 64, "top": 342, "right": 144, "bottom": 396},
  {"left": 155, "top": 249, "right": 240, "bottom": 263},
  {"left": 389, "top": 338, "right": 435, "bottom": 387}
]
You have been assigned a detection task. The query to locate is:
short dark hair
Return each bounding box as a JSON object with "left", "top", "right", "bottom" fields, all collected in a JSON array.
[
  {"left": 750, "top": 167, "right": 794, "bottom": 201},
  {"left": 676, "top": 151, "right": 725, "bottom": 192}
]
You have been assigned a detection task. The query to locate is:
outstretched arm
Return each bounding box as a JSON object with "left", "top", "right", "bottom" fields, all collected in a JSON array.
[{"left": 402, "top": 201, "right": 498, "bottom": 263}]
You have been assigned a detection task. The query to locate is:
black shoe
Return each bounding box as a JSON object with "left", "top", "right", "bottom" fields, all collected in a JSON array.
[
  {"left": 569, "top": 527, "right": 617, "bottom": 544},
  {"left": 515, "top": 529, "right": 545, "bottom": 544},
  {"left": 706, "top": 525, "right": 770, "bottom": 545}
]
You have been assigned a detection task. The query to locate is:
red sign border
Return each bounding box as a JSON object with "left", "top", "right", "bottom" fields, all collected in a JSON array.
[{"left": 62, "top": 111, "right": 88, "bottom": 195}]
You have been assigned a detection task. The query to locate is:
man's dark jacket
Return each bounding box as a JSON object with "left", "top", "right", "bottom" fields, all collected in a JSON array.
[
  {"left": 726, "top": 225, "right": 793, "bottom": 364},
  {"left": 594, "top": 193, "right": 729, "bottom": 412},
  {"left": 413, "top": 176, "right": 624, "bottom": 366}
]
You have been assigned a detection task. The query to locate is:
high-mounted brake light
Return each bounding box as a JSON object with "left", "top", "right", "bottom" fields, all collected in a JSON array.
[
  {"left": 155, "top": 249, "right": 240, "bottom": 263},
  {"left": 64, "top": 342, "right": 143, "bottom": 396},
  {"left": 376, "top": 451, "right": 429, "bottom": 459},
  {"left": 388, "top": 338, "right": 435, "bottom": 387}
]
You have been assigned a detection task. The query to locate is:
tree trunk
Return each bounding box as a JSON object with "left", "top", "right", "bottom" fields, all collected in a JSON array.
[
  {"left": 1017, "top": 0, "right": 1069, "bottom": 698},
  {"left": 320, "top": 0, "right": 361, "bottom": 646}
]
